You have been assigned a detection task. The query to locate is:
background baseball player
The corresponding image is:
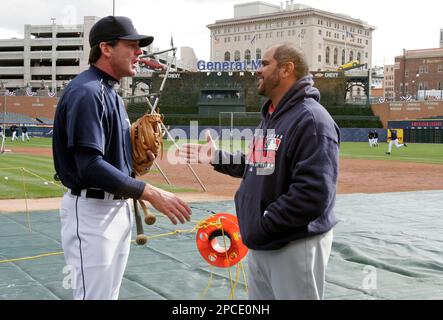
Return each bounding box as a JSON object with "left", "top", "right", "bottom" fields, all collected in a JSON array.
[
  {"left": 21, "top": 124, "right": 30, "bottom": 141},
  {"left": 10, "top": 124, "right": 18, "bottom": 141},
  {"left": 386, "top": 128, "right": 407, "bottom": 155},
  {"left": 53, "top": 16, "right": 192, "bottom": 300},
  {"left": 372, "top": 130, "right": 379, "bottom": 147},
  {"left": 367, "top": 130, "right": 374, "bottom": 147}
]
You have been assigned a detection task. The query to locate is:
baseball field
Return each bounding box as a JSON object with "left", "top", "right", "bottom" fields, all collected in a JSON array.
[
  {"left": 1, "top": 137, "right": 443, "bottom": 201},
  {"left": 1, "top": 137, "right": 443, "bottom": 300}
]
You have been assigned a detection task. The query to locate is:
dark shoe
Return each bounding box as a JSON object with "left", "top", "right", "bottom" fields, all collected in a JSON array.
[
  {"left": 386, "top": 152, "right": 391, "bottom": 155},
  {"left": 404, "top": 143, "right": 407, "bottom": 147}
]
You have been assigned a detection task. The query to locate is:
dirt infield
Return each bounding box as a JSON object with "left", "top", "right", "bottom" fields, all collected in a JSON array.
[{"left": 2, "top": 145, "right": 443, "bottom": 212}]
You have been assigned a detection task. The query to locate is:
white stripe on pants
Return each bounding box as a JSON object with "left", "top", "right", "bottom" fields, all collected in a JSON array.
[
  {"left": 247, "top": 229, "right": 333, "bottom": 300},
  {"left": 59, "top": 193, "right": 133, "bottom": 300}
]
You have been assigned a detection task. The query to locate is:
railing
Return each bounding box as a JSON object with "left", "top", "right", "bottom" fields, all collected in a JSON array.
[{"left": 198, "top": 97, "right": 245, "bottom": 105}]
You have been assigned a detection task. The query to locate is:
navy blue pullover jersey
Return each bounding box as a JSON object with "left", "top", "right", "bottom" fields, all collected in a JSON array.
[
  {"left": 53, "top": 66, "right": 144, "bottom": 197},
  {"left": 213, "top": 75, "right": 340, "bottom": 250}
]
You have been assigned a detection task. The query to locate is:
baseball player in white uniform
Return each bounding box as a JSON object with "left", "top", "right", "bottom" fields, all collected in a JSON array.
[{"left": 53, "top": 16, "right": 191, "bottom": 300}]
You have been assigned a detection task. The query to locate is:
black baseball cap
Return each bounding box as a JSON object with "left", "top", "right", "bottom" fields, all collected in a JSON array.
[{"left": 89, "top": 16, "right": 154, "bottom": 48}]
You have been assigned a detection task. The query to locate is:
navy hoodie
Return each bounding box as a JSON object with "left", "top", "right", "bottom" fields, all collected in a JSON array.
[{"left": 212, "top": 75, "right": 340, "bottom": 250}]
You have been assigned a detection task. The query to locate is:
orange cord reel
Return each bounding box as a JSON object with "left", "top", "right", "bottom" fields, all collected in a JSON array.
[{"left": 196, "top": 213, "right": 248, "bottom": 268}]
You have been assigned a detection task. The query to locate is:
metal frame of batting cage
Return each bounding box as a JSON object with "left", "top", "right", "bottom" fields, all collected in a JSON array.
[
  {"left": 122, "top": 45, "right": 207, "bottom": 192},
  {"left": 121, "top": 44, "right": 208, "bottom": 245}
]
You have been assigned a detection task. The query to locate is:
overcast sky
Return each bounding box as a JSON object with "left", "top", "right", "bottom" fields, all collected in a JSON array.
[{"left": 0, "top": 0, "right": 442, "bottom": 66}]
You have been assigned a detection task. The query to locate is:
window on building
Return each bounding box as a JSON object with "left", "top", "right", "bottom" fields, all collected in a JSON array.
[
  {"left": 325, "top": 47, "right": 330, "bottom": 64},
  {"left": 342, "top": 49, "right": 346, "bottom": 65},
  {"left": 245, "top": 49, "right": 251, "bottom": 63},
  {"left": 224, "top": 51, "right": 230, "bottom": 61},
  {"left": 234, "top": 50, "right": 240, "bottom": 62},
  {"left": 405, "top": 70, "right": 409, "bottom": 77},
  {"left": 357, "top": 52, "right": 361, "bottom": 62},
  {"left": 318, "top": 29, "right": 322, "bottom": 35},
  {"left": 438, "top": 82, "right": 442, "bottom": 90},
  {"left": 334, "top": 48, "right": 338, "bottom": 65},
  {"left": 256, "top": 48, "right": 262, "bottom": 60},
  {"left": 349, "top": 50, "right": 354, "bottom": 62},
  {"left": 437, "top": 64, "right": 443, "bottom": 72},
  {"left": 318, "top": 55, "right": 322, "bottom": 63},
  {"left": 365, "top": 40, "right": 369, "bottom": 45}
]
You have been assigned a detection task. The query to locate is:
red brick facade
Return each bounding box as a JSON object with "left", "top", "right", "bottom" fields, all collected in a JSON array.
[
  {"left": 395, "top": 48, "right": 443, "bottom": 100},
  {"left": 372, "top": 101, "right": 443, "bottom": 128},
  {"left": 0, "top": 96, "right": 58, "bottom": 122}
]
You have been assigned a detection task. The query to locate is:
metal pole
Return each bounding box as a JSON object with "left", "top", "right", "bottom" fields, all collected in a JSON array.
[
  {"left": 113, "top": 0, "right": 115, "bottom": 16},
  {"left": 1, "top": 95, "right": 6, "bottom": 153},
  {"left": 146, "top": 96, "right": 207, "bottom": 192},
  {"left": 142, "top": 55, "right": 208, "bottom": 191},
  {"left": 153, "top": 161, "right": 172, "bottom": 185},
  {"left": 230, "top": 112, "right": 234, "bottom": 153}
]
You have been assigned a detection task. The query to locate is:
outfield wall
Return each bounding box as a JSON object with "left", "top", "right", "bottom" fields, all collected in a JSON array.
[
  {"left": 169, "top": 125, "right": 387, "bottom": 143},
  {"left": 372, "top": 101, "right": 443, "bottom": 128}
]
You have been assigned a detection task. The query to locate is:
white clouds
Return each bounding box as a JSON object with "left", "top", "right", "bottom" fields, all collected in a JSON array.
[
  {"left": 0, "top": 0, "right": 442, "bottom": 65},
  {"left": 0, "top": 28, "right": 22, "bottom": 39}
]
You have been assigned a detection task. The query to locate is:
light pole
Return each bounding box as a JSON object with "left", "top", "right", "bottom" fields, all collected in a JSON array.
[
  {"left": 412, "top": 80, "right": 416, "bottom": 100},
  {"left": 113, "top": 0, "right": 115, "bottom": 16},
  {"left": 415, "top": 72, "right": 420, "bottom": 100}
]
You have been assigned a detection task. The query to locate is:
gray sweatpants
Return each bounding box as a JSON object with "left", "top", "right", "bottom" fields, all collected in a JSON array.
[{"left": 247, "top": 229, "right": 333, "bottom": 300}]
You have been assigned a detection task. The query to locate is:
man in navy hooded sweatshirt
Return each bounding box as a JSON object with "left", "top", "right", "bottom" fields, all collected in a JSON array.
[{"left": 180, "top": 43, "right": 340, "bottom": 299}]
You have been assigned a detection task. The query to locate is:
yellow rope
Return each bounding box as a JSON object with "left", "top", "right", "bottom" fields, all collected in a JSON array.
[
  {"left": 0, "top": 213, "right": 247, "bottom": 299},
  {"left": 239, "top": 261, "right": 249, "bottom": 294},
  {"left": 21, "top": 168, "right": 64, "bottom": 188},
  {"left": 0, "top": 167, "right": 64, "bottom": 188},
  {"left": 0, "top": 251, "right": 63, "bottom": 264},
  {"left": 218, "top": 217, "right": 236, "bottom": 300},
  {"left": 199, "top": 264, "right": 214, "bottom": 300}
]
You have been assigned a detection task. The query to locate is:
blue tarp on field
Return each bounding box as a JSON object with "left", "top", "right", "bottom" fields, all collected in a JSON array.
[{"left": 1, "top": 190, "right": 443, "bottom": 300}]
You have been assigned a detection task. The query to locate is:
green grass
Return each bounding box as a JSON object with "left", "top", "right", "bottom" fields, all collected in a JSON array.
[
  {"left": 340, "top": 142, "right": 443, "bottom": 164},
  {"left": 4, "top": 137, "right": 53, "bottom": 148},
  {"left": 141, "top": 182, "right": 199, "bottom": 193},
  {"left": 1, "top": 140, "right": 442, "bottom": 200},
  {"left": 0, "top": 153, "right": 63, "bottom": 200}
]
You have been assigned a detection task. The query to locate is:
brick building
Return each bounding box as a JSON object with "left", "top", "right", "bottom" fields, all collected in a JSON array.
[
  {"left": 384, "top": 64, "right": 395, "bottom": 101},
  {"left": 395, "top": 48, "right": 443, "bottom": 100}
]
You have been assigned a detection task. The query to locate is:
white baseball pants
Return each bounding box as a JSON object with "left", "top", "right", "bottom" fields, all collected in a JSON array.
[
  {"left": 59, "top": 192, "right": 133, "bottom": 300},
  {"left": 388, "top": 139, "right": 405, "bottom": 153}
]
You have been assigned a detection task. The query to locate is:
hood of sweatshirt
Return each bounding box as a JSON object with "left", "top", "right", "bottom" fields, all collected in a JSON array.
[{"left": 261, "top": 74, "right": 320, "bottom": 121}]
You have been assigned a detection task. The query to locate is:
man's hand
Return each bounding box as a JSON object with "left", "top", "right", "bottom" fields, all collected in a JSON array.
[
  {"left": 140, "top": 184, "right": 192, "bottom": 225},
  {"left": 179, "top": 130, "right": 217, "bottom": 165}
]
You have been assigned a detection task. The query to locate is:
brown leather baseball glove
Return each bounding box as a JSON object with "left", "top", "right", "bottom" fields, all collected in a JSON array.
[{"left": 130, "top": 113, "right": 165, "bottom": 176}]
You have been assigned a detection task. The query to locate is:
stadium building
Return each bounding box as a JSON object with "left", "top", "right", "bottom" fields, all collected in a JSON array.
[{"left": 207, "top": 1, "right": 375, "bottom": 72}]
